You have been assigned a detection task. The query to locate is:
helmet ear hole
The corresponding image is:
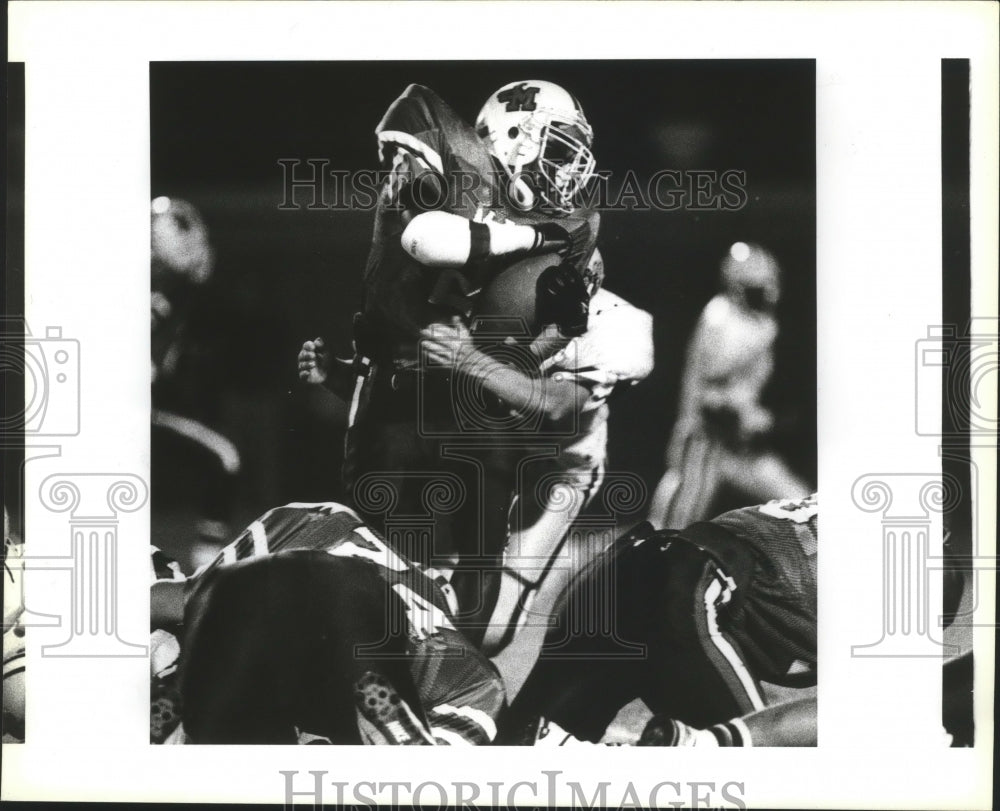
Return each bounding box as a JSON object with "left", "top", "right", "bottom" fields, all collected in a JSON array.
[{"left": 477, "top": 79, "right": 595, "bottom": 213}]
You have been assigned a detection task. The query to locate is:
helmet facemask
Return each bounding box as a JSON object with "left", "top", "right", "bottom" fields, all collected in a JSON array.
[{"left": 532, "top": 114, "right": 596, "bottom": 214}]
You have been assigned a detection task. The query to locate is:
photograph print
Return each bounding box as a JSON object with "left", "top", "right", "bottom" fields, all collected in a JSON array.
[{"left": 147, "top": 59, "right": 823, "bottom": 748}]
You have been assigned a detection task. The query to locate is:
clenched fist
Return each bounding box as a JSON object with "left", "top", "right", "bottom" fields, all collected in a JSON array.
[{"left": 298, "top": 337, "right": 330, "bottom": 385}]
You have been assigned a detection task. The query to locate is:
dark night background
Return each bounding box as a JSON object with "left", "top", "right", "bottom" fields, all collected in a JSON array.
[
  {"left": 149, "top": 60, "right": 817, "bottom": 566},
  {"left": 4, "top": 63, "right": 26, "bottom": 540}
]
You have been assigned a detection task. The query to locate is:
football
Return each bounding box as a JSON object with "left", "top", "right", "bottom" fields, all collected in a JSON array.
[{"left": 471, "top": 251, "right": 563, "bottom": 336}]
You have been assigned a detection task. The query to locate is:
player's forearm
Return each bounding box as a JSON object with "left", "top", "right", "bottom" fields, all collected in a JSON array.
[
  {"left": 400, "top": 211, "right": 560, "bottom": 268},
  {"left": 455, "top": 345, "right": 585, "bottom": 426}
]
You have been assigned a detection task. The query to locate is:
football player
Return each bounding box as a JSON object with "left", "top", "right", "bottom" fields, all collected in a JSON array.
[
  {"left": 156, "top": 502, "right": 504, "bottom": 745},
  {"left": 418, "top": 264, "right": 655, "bottom": 657},
  {"left": 310, "top": 81, "right": 602, "bottom": 645},
  {"left": 499, "top": 495, "right": 818, "bottom": 744},
  {"left": 647, "top": 242, "right": 811, "bottom": 530},
  {"left": 639, "top": 652, "right": 967, "bottom": 749}
]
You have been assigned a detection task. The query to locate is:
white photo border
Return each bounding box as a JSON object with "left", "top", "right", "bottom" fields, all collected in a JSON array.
[{"left": 5, "top": 2, "right": 997, "bottom": 808}]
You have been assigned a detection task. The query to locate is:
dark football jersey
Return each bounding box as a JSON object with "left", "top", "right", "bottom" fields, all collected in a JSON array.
[
  {"left": 362, "top": 84, "right": 600, "bottom": 360},
  {"left": 363, "top": 84, "right": 501, "bottom": 355},
  {"left": 193, "top": 502, "right": 505, "bottom": 744},
  {"left": 698, "top": 494, "right": 818, "bottom": 681}
]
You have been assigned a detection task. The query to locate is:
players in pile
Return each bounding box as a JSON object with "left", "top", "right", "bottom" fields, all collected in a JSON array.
[
  {"left": 151, "top": 501, "right": 504, "bottom": 745},
  {"left": 299, "top": 80, "right": 651, "bottom": 651},
  {"left": 152, "top": 495, "right": 818, "bottom": 746},
  {"left": 647, "top": 242, "right": 811, "bottom": 530}
]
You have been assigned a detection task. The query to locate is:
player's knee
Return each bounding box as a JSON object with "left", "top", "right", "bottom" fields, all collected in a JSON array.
[
  {"left": 545, "top": 523, "right": 668, "bottom": 651},
  {"left": 658, "top": 543, "right": 719, "bottom": 642}
]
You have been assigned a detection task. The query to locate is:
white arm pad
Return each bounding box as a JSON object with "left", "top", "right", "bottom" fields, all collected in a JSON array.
[{"left": 401, "top": 211, "right": 536, "bottom": 267}]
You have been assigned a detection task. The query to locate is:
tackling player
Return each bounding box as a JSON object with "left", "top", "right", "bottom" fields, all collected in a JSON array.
[
  {"left": 647, "top": 242, "right": 811, "bottom": 530},
  {"left": 418, "top": 272, "right": 654, "bottom": 657},
  {"left": 154, "top": 502, "right": 504, "bottom": 745},
  {"left": 500, "top": 495, "right": 818, "bottom": 743}
]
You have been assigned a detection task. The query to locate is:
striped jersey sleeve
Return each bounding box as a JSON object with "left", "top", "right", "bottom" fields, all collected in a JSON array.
[
  {"left": 188, "top": 502, "right": 507, "bottom": 746},
  {"left": 150, "top": 545, "right": 187, "bottom": 585},
  {"left": 196, "top": 502, "right": 369, "bottom": 577}
]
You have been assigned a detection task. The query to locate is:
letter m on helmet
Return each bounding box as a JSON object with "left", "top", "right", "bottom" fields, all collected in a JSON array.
[{"left": 497, "top": 83, "right": 540, "bottom": 112}]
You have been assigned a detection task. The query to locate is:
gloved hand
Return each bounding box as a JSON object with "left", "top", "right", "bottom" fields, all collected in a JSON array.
[
  {"left": 530, "top": 222, "right": 574, "bottom": 255},
  {"left": 536, "top": 262, "right": 590, "bottom": 337}
]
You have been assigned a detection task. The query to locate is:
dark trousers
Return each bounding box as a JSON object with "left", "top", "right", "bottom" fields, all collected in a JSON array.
[
  {"left": 343, "top": 367, "right": 514, "bottom": 646},
  {"left": 504, "top": 524, "right": 770, "bottom": 741}
]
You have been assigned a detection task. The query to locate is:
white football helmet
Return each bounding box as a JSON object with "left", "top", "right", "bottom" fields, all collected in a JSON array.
[
  {"left": 720, "top": 242, "right": 781, "bottom": 310},
  {"left": 476, "top": 80, "right": 596, "bottom": 214}
]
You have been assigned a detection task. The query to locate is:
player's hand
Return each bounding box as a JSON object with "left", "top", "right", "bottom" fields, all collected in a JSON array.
[
  {"left": 297, "top": 338, "right": 330, "bottom": 385},
  {"left": 529, "top": 324, "right": 570, "bottom": 363},
  {"left": 530, "top": 222, "right": 573, "bottom": 255},
  {"left": 419, "top": 317, "right": 473, "bottom": 368},
  {"left": 536, "top": 262, "right": 590, "bottom": 338}
]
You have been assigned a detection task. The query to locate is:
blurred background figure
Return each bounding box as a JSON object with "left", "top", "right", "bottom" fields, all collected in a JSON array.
[
  {"left": 151, "top": 197, "right": 241, "bottom": 564},
  {"left": 648, "top": 242, "right": 811, "bottom": 530},
  {"left": 151, "top": 196, "right": 215, "bottom": 384}
]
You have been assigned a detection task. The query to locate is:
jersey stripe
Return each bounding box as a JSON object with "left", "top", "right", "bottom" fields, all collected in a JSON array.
[
  {"left": 701, "top": 578, "right": 765, "bottom": 711},
  {"left": 377, "top": 130, "right": 444, "bottom": 174},
  {"left": 249, "top": 521, "right": 269, "bottom": 557},
  {"left": 430, "top": 702, "right": 498, "bottom": 741}
]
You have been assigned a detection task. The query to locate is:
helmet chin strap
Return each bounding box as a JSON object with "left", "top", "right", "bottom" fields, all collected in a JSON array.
[
  {"left": 508, "top": 173, "right": 535, "bottom": 210},
  {"left": 505, "top": 149, "right": 536, "bottom": 210}
]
